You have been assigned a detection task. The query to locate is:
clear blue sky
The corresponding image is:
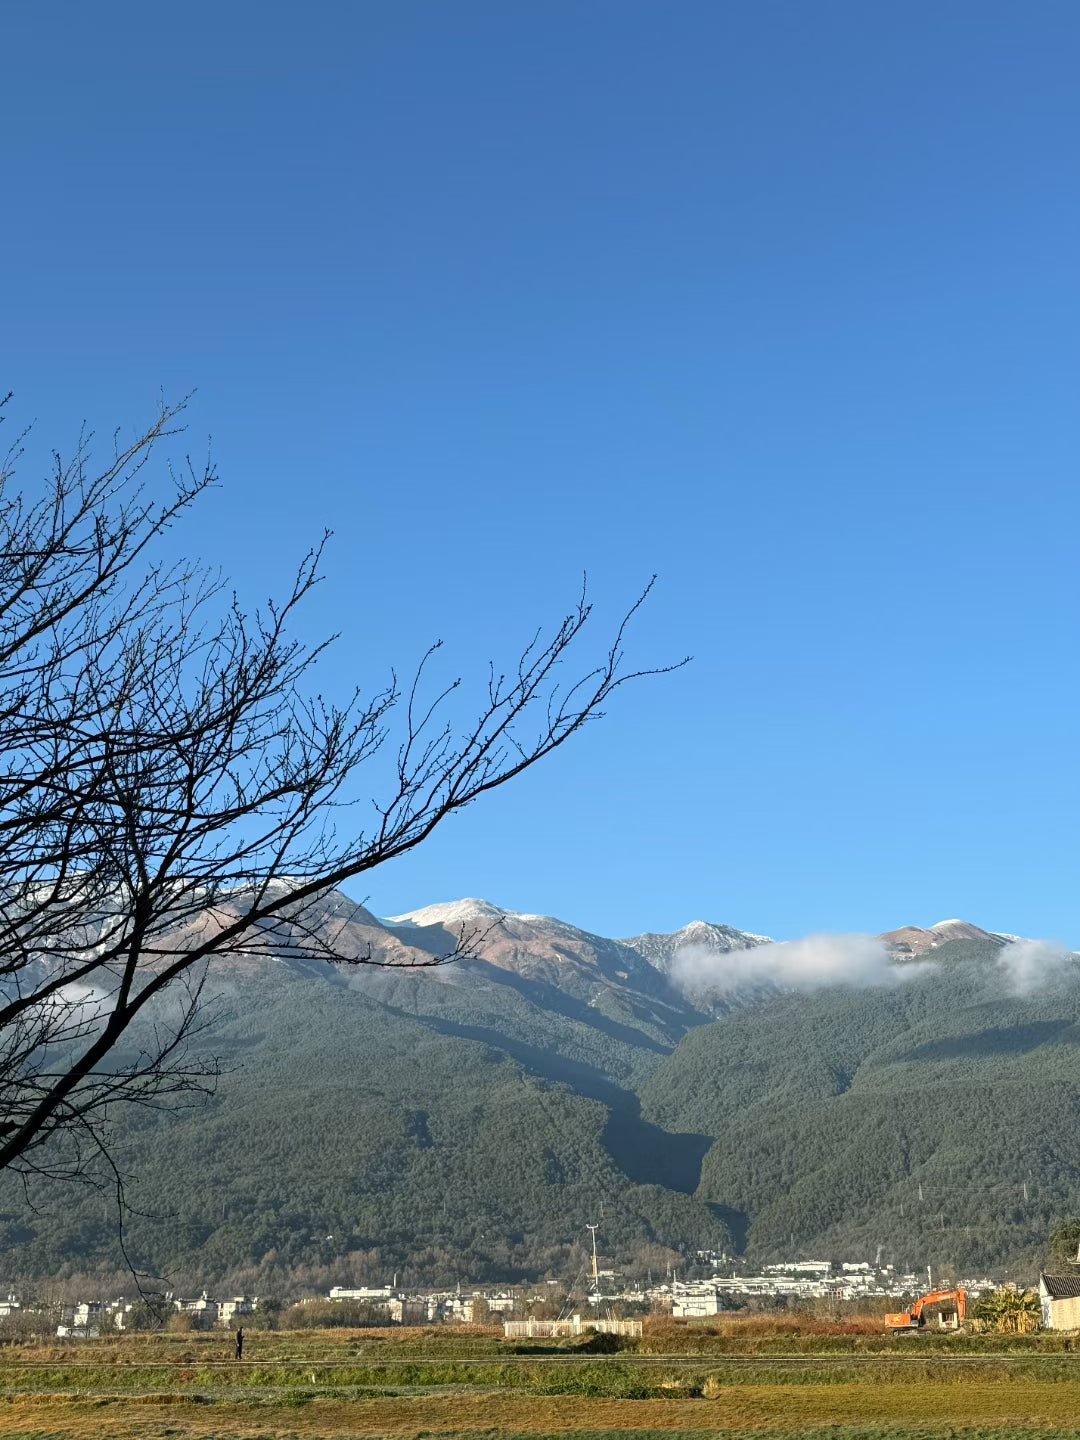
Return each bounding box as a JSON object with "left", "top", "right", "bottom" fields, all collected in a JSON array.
[{"left": 5, "top": 1, "right": 1080, "bottom": 942}]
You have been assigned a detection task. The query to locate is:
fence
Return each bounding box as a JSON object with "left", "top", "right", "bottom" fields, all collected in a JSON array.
[{"left": 503, "top": 1316, "right": 642, "bottom": 1338}]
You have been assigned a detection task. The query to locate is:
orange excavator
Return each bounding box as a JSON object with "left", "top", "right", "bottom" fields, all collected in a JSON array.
[{"left": 885, "top": 1287, "right": 966, "bottom": 1332}]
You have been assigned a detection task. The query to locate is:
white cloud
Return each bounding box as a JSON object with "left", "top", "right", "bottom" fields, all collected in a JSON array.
[
  {"left": 53, "top": 981, "right": 115, "bottom": 1029},
  {"left": 670, "top": 931, "right": 930, "bottom": 999},
  {"left": 996, "top": 937, "right": 1077, "bottom": 996}
]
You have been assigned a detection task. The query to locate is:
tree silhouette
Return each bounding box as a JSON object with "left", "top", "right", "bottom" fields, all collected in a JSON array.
[{"left": 0, "top": 395, "right": 678, "bottom": 1186}]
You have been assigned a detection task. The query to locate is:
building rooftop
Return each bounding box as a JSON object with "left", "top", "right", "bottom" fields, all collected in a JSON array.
[{"left": 1040, "top": 1272, "right": 1080, "bottom": 1300}]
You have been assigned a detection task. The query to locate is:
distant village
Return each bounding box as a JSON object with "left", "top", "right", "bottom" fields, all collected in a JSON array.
[{"left": 0, "top": 1258, "right": 1008, "bottom": 1338}]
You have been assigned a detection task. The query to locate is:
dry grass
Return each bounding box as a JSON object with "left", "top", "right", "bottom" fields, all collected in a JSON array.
[
  {"left": 644, "top": 1311, "right": 887, "bottom": 1340},
  {"left": 2, "top": 1382, "right": 1080, "bottom": 1438},
  {"left": 2, "top": 1325, "right": 507, "bottom": 1367},
  {"left": 5, "top": 1325, "right": 1080, "bottom": 1439}
]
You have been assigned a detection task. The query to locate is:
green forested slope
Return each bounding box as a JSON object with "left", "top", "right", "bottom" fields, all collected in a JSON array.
[
  {"left": 641, "top": 939, "right": 1080, "bottom": 1272},
  {"left": 1, "top": 961, "right": 726, "bottom": 1288},
  {"left": 6, "top": 934, "right": 1080, "bottom": 1287}
]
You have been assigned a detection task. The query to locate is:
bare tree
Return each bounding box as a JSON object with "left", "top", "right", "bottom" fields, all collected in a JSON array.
[{"left": 0, "top": 396, "right": 678, "bottom": 1185}]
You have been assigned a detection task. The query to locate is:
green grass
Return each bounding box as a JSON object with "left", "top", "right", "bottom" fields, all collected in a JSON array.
[{"left": 9, "top": 1350, "right": 1080, "bottom": 1399}]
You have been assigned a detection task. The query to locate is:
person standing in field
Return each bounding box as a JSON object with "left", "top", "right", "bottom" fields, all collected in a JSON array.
[{"left": 235, "top": 1327, "right": 244, "bottom": 1360}]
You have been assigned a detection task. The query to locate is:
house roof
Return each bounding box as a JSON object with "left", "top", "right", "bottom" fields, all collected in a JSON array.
[{"left": 1040, "top": 1272, "right": 1080, "bottom": 1300}]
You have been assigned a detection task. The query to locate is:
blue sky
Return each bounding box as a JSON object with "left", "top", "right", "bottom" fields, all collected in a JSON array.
[{"left": 5, "top": 1, "right": 1080, "bottom": 942}]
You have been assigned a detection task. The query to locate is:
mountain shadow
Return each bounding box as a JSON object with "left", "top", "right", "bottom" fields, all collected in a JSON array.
[
  {"left": 899, "top": 1019, "right": 1080, "bottom": 1063},
  {"left": 706, "top": 1202, "right": 749, "bottom": 1253},
  {"left": 387, "top": 1008, "right": 713, "bottom": 1193},
  {"left": 450, "top": 958, "right": 698, "bottom": 1051}
]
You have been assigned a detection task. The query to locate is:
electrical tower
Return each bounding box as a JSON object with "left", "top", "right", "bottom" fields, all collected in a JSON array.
[{"left": 586, "top": 1224, "right": 600, "bottom": 1305}]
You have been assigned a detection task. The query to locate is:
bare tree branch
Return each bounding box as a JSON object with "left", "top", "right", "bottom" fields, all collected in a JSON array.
[{"left": 0, "top": 394, "right": 685, "bottom": 1181}]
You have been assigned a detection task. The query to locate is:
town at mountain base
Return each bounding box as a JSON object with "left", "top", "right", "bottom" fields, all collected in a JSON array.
[{"left": 3, "top": 898, "right": 1078, "bottom": 1291}]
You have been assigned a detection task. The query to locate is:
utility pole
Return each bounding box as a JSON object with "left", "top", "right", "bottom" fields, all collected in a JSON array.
[{"left": 586, "top": 1224, "right": 599, "bottom": 1305}]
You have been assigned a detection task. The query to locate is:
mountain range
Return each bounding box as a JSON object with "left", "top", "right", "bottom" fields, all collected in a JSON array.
[{"left": 3, "top": 897, "right": 1077, "bottom": 1290}]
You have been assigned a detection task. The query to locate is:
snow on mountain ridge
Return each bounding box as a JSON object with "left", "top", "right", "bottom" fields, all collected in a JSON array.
[
  {"left": 384, "top": 898, "right": 507, "bottom": 928},
  {"left": 374, "top": 896, "right": 1030, "bottom": 982},
  {"left": 678, "top": 919, "right": 773, "bottom": 945},
  {"left": 385, "top": 899, "right": 653, "bottom": 948},
  {"left": 621, "top": 920, "right": 772, "bottom": 976},
  {"left": 879, "top": 918, "right": 1007, "bottom": 957}
]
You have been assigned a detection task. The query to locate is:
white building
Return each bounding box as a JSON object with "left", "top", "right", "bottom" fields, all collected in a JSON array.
[
  {"left": 175, "top": 1292, "right": 221, "bottom": 1327},
  {"left": 481, "top": 1294, "right": 517, "bottom": 1314},
  {"left": 763, "top": 1261, "right": 832, "bottom": 1277},
  {"left": 68, "top": 1302, "right": 103, "bottom": 1337},
  {"left": 672, "top": 1283, "right": 721, "bottom": 1317}
]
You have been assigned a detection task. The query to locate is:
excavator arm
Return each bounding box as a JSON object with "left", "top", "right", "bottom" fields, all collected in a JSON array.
[{"left": 912, "top": 1288, "right": 966, "bottom": 1322}]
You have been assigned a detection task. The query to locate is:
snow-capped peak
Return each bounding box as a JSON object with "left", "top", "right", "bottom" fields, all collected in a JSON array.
[{"left": 384, "top": 898, "right": 508, "bottom": 928}]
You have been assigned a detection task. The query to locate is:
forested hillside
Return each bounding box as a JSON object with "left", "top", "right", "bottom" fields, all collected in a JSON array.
[
  {"left": 4, "top": 904, "right": 1078, "bottom": 1289},
  {"left": 1, "top": 943, "right": 726, "bottom": 1291},
  {"left": 643, "top": 936, "right": 1080, "bottom": 1273}
]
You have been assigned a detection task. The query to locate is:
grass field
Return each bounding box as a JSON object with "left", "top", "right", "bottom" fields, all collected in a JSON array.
[{"left": 4, "top": 1324, "right": 1080, "bottom": 1439}]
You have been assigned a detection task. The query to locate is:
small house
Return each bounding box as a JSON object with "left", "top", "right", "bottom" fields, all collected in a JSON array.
[{"left": 1038, "top": 1273, "right": 1080, "bottom": 1329}]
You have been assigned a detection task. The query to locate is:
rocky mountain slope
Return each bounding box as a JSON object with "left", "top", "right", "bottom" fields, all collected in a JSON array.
[
  {"left": 621, "top": 920, "right": 772, "bottom": 973},
  {"left": 879, "top": 918, "right": 1009, "bottom": 957},
  {"left": 384, "top": 898, "right": 682, "bottom": 1008}
]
